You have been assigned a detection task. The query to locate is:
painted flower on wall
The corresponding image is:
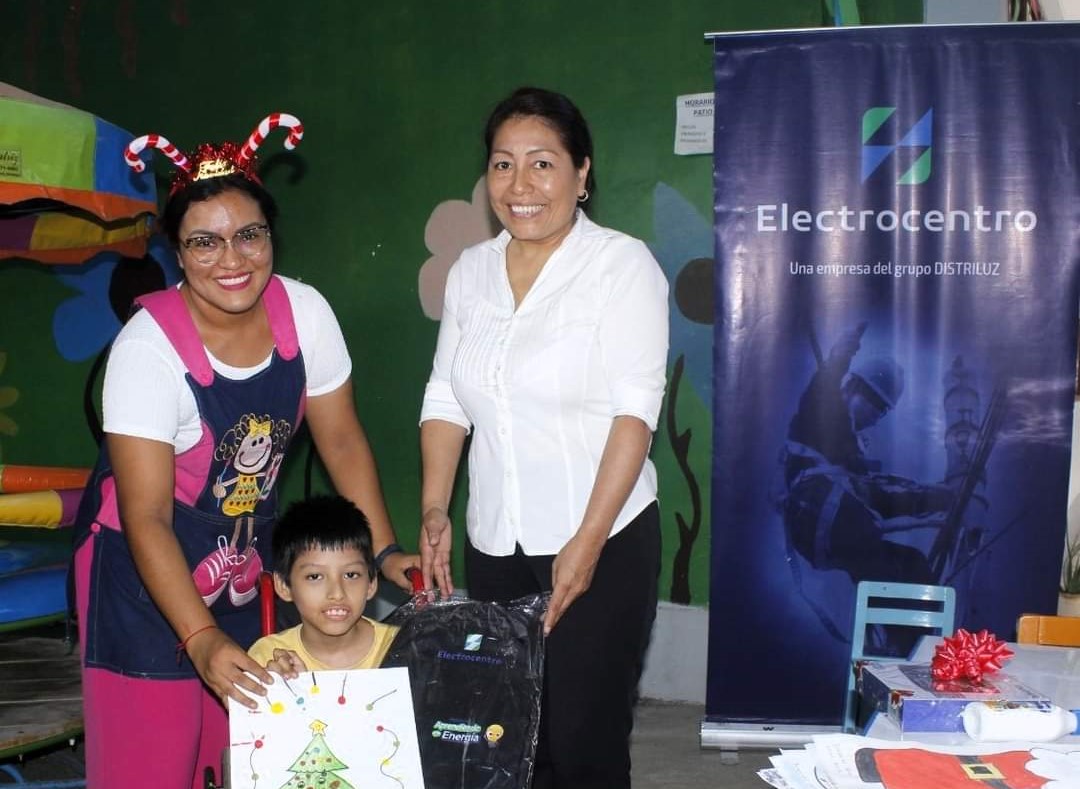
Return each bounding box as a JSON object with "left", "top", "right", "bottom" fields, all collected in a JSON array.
[
  {"left": 417, "top": 177, "right": 499, "bottom": 320},
  {"left": 648, "top": 182, "right": 715, "bottom": 406},
  {"left": 52, "top": 235, "right": 179, "bottom": 362},
  {"left": 51, "top": 235, "right": 180, "bottom": 444},
  {"left": 648, "top": 182, "right": 716, "bottom": 606},
  {"left": 0, "top": 352, "right": 19, "bottom": 441}
]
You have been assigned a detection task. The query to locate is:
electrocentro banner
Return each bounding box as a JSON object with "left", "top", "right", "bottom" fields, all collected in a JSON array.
[{"left": 707, "top": 23, "right": 1080, "bottom": 727}]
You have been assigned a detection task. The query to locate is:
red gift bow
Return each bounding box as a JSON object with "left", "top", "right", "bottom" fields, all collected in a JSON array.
[{"left": 931, "top": 628, "right": 1014, "bottom": 682}]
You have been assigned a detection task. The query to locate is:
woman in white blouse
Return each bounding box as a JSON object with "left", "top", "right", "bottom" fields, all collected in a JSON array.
[{"left": 419, "top": 86, "right": 669, "bottom": 788}]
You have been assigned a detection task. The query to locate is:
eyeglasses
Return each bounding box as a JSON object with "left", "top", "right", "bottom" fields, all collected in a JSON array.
[{"left": 181, "top": 224, "right": 271, "bottom": 265}]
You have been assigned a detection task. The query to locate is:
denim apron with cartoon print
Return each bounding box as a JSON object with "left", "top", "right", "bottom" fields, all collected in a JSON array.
[{"left": 74, "top": 275, "right": 306, "bottom": 678}]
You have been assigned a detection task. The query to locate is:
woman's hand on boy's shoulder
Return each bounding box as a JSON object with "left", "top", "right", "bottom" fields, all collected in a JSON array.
[{"left": 265, "top": 648, "right": 307, "bottom": 679}]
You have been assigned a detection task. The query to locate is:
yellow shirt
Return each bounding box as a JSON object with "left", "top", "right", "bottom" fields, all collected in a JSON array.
[{"left": 247, "top": 618, "right": 398, "bottom": 670}]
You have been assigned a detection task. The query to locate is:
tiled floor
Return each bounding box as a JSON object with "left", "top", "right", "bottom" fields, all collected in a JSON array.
[{"left": 631, "top": 701, "right": 775, "bottom": 789}]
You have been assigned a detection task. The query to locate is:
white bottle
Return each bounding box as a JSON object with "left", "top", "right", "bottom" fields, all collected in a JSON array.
[{"left": 962, "top": 701, "right": 1079, "bottom": 742}]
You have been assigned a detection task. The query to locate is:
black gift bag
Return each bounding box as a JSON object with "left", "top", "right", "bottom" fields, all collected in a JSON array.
[{"left": 381, "top": 593, "right": 546, "bottom": 789}]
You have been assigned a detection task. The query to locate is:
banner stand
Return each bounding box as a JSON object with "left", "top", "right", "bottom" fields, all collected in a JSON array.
[
  {"left": 700, "top": 721, "right": 838, "bottom": 754},
  {"left": 702, "top": 22, "right": 1080, "bottom": 751}
]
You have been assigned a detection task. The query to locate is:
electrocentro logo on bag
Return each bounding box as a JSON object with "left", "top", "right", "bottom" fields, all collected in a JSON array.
[
  {"left": 861, "top": 107, "right": 932, "bottom": 185},
  {"left": 434, "top": 632, "right": 504, "bottom": 665},
  {"left": 436, "top": 648, "right": 505, "bottom": 666}
]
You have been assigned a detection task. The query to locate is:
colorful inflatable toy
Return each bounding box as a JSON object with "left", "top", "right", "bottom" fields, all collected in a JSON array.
[
  {"left": 0, "top": 536, "right": 71, "bottom": 574},
  {"left": 0, "top": 465, "right": 88, "bottom": 628},
  {"left": 0, "top": 565, "right": 68, "bottom": 632},
  {"left": 0, "top": 464, "right": 88, "bottom": 528},
  {"left": 0, "top": 82, "right": 156, "bottom": 265},
  {"left": 0, "top": 464, "right": 90, "bottom": 493},
  {"left": 0, "top": 489, "right": 85, "bottom": 528}
]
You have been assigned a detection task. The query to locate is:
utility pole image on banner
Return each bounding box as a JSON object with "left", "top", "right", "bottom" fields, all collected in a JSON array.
[{"left": 782, "top": 322, "right": 955, "bottom": 586}]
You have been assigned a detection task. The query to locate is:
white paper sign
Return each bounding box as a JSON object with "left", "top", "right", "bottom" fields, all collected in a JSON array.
[
  {"left": 674, "top": 92, "right": 714, "bottom": 155},
  {"left": 228, "top": 666, "right": 425, "bottom": 789}
]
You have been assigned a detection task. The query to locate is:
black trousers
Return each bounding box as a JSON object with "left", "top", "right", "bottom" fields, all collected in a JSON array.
[{"left": 465, "top": 502, "right": 661, "bottom": 789}]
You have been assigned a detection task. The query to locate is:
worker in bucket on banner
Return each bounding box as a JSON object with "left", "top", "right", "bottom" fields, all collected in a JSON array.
[{"left": 779, "top": 321, "right": 956, "bottom": 588}]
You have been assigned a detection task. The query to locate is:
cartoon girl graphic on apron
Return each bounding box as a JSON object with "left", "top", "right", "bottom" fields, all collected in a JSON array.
[{"left": 74, "top": 275, "right": 305, "bottom": 678}]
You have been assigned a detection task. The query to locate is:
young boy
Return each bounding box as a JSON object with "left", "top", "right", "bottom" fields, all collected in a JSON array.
[{"left": 248, "top": 494, "right": 398, "bottom": 674}]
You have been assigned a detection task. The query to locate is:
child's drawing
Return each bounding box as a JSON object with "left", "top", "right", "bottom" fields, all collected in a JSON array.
[{"left": 228, "top": 666, "right": 424, "bottom": 789}]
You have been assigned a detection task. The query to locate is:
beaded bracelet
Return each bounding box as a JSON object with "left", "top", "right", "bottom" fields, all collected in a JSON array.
[{"left": 374, "top": 542, "right": 404, "bottom": 572}]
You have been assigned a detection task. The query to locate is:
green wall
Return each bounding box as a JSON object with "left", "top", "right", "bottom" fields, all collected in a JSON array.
[{"left": 0, "top": 1, "right": 920, "bottom": 605}]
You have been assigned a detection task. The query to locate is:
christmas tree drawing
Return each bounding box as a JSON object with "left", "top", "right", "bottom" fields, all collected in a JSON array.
[{"left": 280, "top": 719, "right": 355, "bottom": 789}]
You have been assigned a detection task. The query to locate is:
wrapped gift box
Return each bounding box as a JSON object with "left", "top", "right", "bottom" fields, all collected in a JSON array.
[{"left": 858, "top": 661, "right": 1049, "bottom": 733}]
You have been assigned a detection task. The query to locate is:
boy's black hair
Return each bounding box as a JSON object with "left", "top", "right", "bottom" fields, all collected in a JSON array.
[{"left": 272, "top": 494, "right": 375, "bottom": 582}]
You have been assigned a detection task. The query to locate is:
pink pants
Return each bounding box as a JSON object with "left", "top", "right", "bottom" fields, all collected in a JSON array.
[{"left": 76, "top": 541, "right": 228, "bottom": 789}]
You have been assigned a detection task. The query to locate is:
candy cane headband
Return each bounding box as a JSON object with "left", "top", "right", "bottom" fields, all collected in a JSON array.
[{"left": 124, "top": 113, "right": 304, "bottom": 196}]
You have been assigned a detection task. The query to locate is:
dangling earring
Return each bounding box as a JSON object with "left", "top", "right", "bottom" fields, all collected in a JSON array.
[{"left": 577, "top": 189, "right": 590, "bottom": 204}]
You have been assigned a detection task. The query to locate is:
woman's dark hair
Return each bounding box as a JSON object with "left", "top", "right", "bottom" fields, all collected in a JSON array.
[
  {"left": 483, "top": 86, "right": 595, "bottom": 202},
  {"left": 160, "top": 173, "right": 279, "bottom": 249}
]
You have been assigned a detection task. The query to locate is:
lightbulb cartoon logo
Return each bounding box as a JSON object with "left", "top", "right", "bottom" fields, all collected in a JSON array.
[
  {"left": 484, "top": 724, "right": 504, "bottom": 749},
  {"left": 213, "top": 413, "right": 291, "bottom": 516},
  {"left": 861, "top": 107, "right": 933, "bottom": 185}
]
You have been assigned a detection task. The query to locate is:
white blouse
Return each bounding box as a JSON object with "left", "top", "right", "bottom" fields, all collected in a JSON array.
[{"left": 420, "top": 212, "right": 669, "bottom": 556}]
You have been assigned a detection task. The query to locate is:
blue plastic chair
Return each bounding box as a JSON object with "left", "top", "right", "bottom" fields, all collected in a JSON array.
[{"left": 843, "top": 580, "right": 956, "bottom": 732}]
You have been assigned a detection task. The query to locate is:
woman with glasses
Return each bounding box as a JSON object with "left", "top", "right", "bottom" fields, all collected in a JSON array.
[{"left": 72, "top": 118, "right": 415, "bottom": 789}]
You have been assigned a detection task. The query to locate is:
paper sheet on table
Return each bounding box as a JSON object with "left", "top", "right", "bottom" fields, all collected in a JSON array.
[{"left": 761, "top": 743, "right": 838, "bottom": 788}]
